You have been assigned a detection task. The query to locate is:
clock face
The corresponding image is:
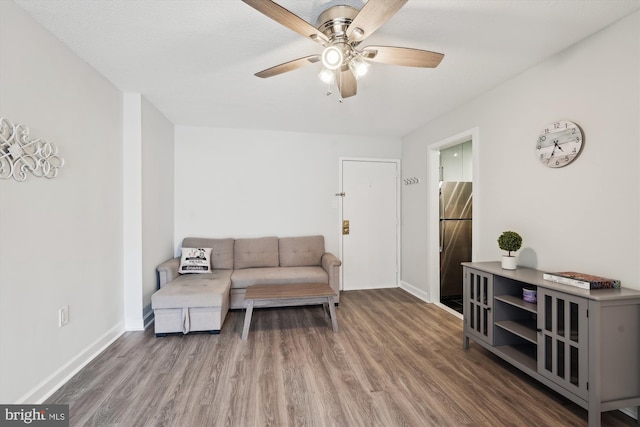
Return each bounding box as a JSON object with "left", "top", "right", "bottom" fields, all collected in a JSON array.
[{"left": 536, "top": 120, "right": 584, "bottom": 168}]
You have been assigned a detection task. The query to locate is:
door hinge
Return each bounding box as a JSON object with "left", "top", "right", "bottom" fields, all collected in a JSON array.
[
  {"left": 586, "top": 309, "right": 589, "bottom": 318},
  {"left": 586, "top": 382, "right": 589, "bottom": 390}
]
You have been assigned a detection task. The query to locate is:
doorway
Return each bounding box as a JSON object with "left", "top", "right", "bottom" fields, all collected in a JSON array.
[
  {"left": 340, "top": 158, "right": 400, "bottom": 291},
  {"left": 439, "top": 142, "right": 472, "bottom": 314},
  {"left": 426, "top": 128, "right": 479, "bottom": 317}
]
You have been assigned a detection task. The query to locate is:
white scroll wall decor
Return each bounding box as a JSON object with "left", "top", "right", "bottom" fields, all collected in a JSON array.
[{"left": 0, "top": 117, "right": 64, "bottom": 181}]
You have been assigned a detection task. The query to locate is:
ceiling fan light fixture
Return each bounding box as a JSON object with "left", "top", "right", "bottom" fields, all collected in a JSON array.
[
  {"left": 321, "top": 45, "right": 343, "bottom": 70},
  {"left": 349, "top": 55, "right": 370, "bottom": 79},
  {"left": 318, "top": 67, "right": 335, "bottom": 84},
  {"left": 243, "top": 0, "right": 445, "bottom": 100}
]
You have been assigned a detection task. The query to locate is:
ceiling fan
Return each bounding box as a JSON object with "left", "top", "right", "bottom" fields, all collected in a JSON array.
[{"left": 242, "top": 0, "right": 444, "bottom": 99}]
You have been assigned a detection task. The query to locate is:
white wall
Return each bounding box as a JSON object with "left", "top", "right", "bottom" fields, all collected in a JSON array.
[
  {"left": 0, "top": 1, "right": 124, "bottom": 403},
  {"left": 141, "top": 97, "right": 174, "bottom": 312},
  {"left": 123, "top": 93, "right": 144, "bottom": 330},
  {"left": 174, "top": 126, "right": 401, "bottom": 256},
  {"left": 123, "top": 94, "right": 175, "bottom": 329},
  {"left": 401, "top": 11, "right": 640, "bottom": 295}
]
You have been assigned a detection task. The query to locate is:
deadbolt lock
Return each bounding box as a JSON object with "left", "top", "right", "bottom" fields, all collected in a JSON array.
[{"left": 342, "top": 220, "right": 350, "bottom": 235}]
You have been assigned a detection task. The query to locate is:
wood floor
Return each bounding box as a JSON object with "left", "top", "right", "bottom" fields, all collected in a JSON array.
[{"left": 46, "top": 289, "right": 636, "bottom": 426}]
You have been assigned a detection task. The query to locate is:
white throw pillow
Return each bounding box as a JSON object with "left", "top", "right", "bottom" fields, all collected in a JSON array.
[{"left": 179, "top": 247, "right": 213, "bottom": 274}]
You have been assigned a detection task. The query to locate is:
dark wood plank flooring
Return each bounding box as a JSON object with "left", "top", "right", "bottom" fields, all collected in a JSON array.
[{"left": 46, "top": 288, "right": 636, "bottom": 426}]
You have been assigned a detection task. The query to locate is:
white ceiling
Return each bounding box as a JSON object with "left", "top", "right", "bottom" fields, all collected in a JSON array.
[{"left": 14, "top": 0, "right": 640, "bottom": 137}]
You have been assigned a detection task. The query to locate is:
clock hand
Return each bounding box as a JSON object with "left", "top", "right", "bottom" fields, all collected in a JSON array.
[{"left": 548, "top": 141, "right": 564, "bottom": 158}]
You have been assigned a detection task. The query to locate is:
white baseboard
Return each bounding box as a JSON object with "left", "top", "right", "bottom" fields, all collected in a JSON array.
[
  {"left": 400, "top": 281, "right": 463, "bottom": 319},
  {"left": 434, "top": 301, "right": 464, "bottom": 319},
  {"left": 399, "top": 280, "right": 431, "bottom": 303},
  {"left": 17, "top": 322, "right": 125, "bottom": 404}
]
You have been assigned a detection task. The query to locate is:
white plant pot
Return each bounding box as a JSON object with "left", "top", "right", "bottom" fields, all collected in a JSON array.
[{"left": 501, "top": 255, "right": 517, "bottom": 270}]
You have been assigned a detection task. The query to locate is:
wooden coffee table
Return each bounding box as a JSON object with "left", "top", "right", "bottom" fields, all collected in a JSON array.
[{"left": 242, "top": 283, "right": 338, "bottom": 340}]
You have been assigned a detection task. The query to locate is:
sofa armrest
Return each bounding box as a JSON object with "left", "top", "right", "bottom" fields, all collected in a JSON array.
[
  {"left": 157, "top": 257, "right": 180, "bottom": 288},
  {"left": 321, "top": 253, "right": 342, "bottom": 302},
  {"left": 321, "top": 252, "right": 341, "bottom": 269}
]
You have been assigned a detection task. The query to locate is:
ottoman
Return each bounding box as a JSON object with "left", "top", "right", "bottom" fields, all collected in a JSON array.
[{"left": 151, "top": 270, "right": 232, "bottom": 336}]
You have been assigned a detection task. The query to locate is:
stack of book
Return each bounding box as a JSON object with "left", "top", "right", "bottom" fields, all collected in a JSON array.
[{"left": 542, "top": 271, "right": 621, "bottom": 290}]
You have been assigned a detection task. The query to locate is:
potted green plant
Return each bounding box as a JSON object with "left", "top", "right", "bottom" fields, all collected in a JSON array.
[{"left": 498, "top": 231, "right": 522, "bottom": 270}]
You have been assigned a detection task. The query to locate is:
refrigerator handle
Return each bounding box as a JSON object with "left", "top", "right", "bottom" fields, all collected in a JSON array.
[{"left": 439, "top": 187, "right": 444, "bottom": 252}]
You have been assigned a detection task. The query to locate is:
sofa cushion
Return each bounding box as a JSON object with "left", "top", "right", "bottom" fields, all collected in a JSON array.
[
  {"left": 279, "top": 235, "right": 324, "bottom": 267},
  {"left": 234, "top": 236, "right": 279, "bottom": 269},
  {"left": 152, "top": 270, "right": 232, "bottom": 309},
  {"left": 231, "top": 266, "right": 328, "bottom": 289},
  {"left": 178, "top": 247, "right": 212, "bottom": 274},
  {"left": 182, "top": 237, "right": 234, "bottom": 269}
]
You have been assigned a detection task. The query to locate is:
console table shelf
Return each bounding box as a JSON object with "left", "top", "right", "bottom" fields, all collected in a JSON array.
[
  {"left": 494, "top": 344, "right": 537, "bottom": 371},
  {"left": 462, "top": 261, "right": 640, "bottom": 427},
  {"left": 495, "top": 294, "right": 537, "bottom": 313},
  {"left": 495, "top": 319, "right": 537, "bottom": 343}
]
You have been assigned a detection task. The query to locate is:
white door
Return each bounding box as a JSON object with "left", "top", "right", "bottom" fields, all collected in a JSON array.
[{"left": 341, "top": 159, "right": 399, "bottom": 290}]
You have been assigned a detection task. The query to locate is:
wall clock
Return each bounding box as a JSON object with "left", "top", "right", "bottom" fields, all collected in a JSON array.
[{"left": 536, "top": 120, "right": 584, "bottom": 168}]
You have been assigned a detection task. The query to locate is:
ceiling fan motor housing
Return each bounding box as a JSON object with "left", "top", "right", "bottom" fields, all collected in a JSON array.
[
  {"left": 316, "top": 5, "right": 361, "bottom": 70},
  {"left": 316, "top": 5, "right": 359, "bottom": 41}
]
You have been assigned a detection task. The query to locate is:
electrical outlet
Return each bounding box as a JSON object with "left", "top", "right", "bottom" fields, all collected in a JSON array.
[{"left": 59, "top": 306, "right": 69, "bottom": 327}]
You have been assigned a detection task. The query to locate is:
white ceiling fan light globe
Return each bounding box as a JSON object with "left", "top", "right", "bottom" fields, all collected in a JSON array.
[
  {"left": 318, "top": 67, "right": 335, "bottom": 84},
  {"left": 321, "top": 45, "right": 343, "bottom": 70},
  {"left": 349, "top": 55, "right": 370, "bottom": 79}
]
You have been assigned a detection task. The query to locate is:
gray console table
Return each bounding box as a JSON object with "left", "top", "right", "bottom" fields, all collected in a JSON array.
[{"left": 462, "top": 261, "right": 640, "bottom": 427}]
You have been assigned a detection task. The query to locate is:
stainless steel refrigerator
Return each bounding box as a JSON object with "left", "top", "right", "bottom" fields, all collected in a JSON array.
[{"left": 439, "top": 181, "right": 472, "bottom": 302}]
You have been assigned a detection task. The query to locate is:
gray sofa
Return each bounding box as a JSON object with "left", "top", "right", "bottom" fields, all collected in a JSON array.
[{"left": 151, "top": 235, "right": 341, "bottom": 336}]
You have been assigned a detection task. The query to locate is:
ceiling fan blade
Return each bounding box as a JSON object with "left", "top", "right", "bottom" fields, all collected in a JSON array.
[
  {"left": 242, "top": 0, "right": 328, "bottom": 44},
  {"left": 362, "top": 46, "right": 444, "bottom": 68},
  {"left": 337, "top": 66, "right": 357, "bottom": 98},
  {"left": 255, "top": 55, "right": 320, "bottom": 78},
  {"left": 346, "top": 0, "right": 408, "bottom": 41}
]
